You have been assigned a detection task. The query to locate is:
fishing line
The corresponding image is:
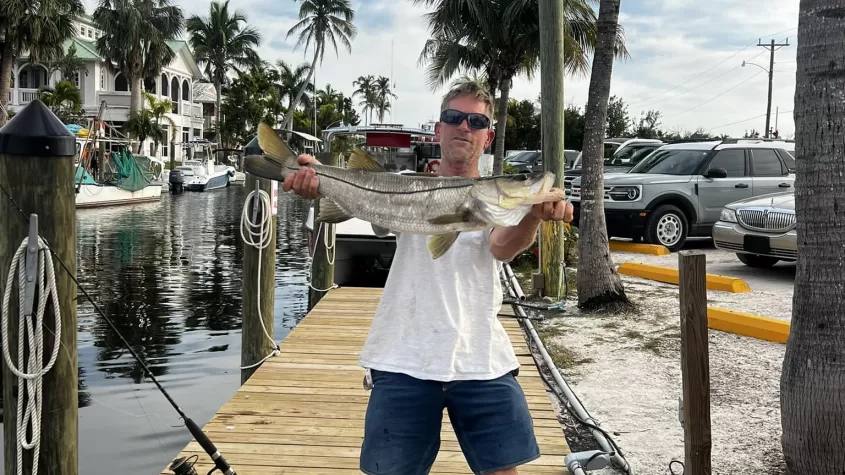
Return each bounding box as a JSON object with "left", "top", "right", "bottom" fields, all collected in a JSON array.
[{"left": 0, "top": 181, "right": 236, "bottom": 475}]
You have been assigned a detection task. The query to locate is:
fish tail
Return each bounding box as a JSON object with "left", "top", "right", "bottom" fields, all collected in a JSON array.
[{"left": 243, "top": 123, "right": 300, "bottom": 180}]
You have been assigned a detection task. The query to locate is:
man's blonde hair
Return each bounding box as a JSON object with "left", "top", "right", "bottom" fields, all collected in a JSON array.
[{"left": 440, "top": 80, "right": 494, "bottom": 124}]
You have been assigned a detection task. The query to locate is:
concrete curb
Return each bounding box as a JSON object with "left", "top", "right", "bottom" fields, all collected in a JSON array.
[
  {"left": 707, "top": 307, "right": 789, "bottom": 344},
  {"left": 617, "top": 262, "right": 752, "bottom": 293},
  {"left": 609, "top": 241, "right": 670, "bottom": 255}
]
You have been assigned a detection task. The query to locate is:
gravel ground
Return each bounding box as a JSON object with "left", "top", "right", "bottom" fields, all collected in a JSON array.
[{"left": 519, "top": 262, "right": 790, "bottom": 475}]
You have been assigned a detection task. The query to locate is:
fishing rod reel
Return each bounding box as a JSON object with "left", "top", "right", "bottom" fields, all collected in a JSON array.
[
  {"left": 168, "top": 416, "right": 238, "bottom": 475},
  {"left": 170, "top": 455, "right": 199, "bottom": 475}
]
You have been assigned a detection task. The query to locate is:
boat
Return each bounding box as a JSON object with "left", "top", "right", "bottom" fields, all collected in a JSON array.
[
  {"left": 179, "top": 139, "right": 236, "bottom": 191},
  {"left": 74, "top": 136, "right": 164, "bottom": 208},
  {"left": 303, "top": 124, "right": 473, "bottom": 286}
]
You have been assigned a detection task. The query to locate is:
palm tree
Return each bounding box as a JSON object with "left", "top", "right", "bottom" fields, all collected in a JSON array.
[
  {"left": 374, "top": 75, "right": 396, "bottom": 123},
  {"left": 277, "top": 59, "right": 314, "bottom": 119},
  {"left": 352, "top": 74, "right": 376, "bottom": 125},
  {"left": 187, "top": 0, "right": 261, "bottom": 155},
  {"left": 93, "top": 0, "right": 184, "bottom": 116},
  {"left": 282, "top": 0, "right": 357, "bottom": 132},
  {"left": 781, "top": 2, "right": 845, "bottom": 473},
  {"left": 143, "top": 91, "right": 175, "bottom": 156},
  {"left": 574, "top": 0, "right": 628, "bottom": 309},
  {"left": 0, "top": 0, "right": 84, "bottom": 125},
  {"left": 123, "top": 109, "right": 163, "bottom": 154},
  {"left": 414, "top": 0, "right": 629, "bottom": 174},
  {"left": 38, "top": 80, "right": 82, "bottom": 120}
]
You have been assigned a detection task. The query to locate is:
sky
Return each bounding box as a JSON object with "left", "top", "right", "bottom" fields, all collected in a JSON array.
[{"left": 82, "top": 0, "right": 801, "bottom": 139}]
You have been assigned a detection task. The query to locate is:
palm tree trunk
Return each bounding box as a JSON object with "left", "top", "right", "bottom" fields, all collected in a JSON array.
[
  {"left": 781, "top": 1, "right": 845, "bottom": 473},
  {"left": 575, "top": 0, "right": 627, "bottom": 310},
  {"left": 486, "top": 79, "right": 497, "bottom": 155},
  {"left": 215, "top": 80, "right": 222, "bottom": 161},
  {"left": 0, "top": 40, "right": 15, "bottom": 126},
  {"left": 283, "top": 52, "right": 319, "bottom": 132},
  {"left": 129, "top": 76, "right": 144, "bottom": 115},
  {"left": 492, "top": 77, "right": 511, "bottom": 175}
]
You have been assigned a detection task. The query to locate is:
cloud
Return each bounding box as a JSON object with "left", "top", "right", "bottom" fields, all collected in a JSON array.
[{"left": 82, "top": 0, "right": 801, "bottom": 138}]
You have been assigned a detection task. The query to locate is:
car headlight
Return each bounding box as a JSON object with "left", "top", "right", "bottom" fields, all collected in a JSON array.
[
  {"left": 607, "top": 186, "right": 640, "bottom": 201},
  {"left": 720, "top": 208, "right": 737, "bottom": 223}
]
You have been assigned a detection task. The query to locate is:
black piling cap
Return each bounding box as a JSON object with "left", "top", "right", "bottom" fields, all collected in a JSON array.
[
  {"left": 243, "top": 135, "right": 261, "bottom": 156},
  {"left": 0, "top": 99, "right": 76, "bottom": 157}
]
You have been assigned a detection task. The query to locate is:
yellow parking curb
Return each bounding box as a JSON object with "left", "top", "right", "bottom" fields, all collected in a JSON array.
[
  {"left": 707, "top": 307, "right": 790, "bottom": 344},
  {"left": 617, "top": 262, "right": 752, "bottom": 293},
  {"left": 609, "top": 241, "right": 670, "bottom": 255}
]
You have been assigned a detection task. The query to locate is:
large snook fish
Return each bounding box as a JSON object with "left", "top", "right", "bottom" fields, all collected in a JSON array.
[{"left": 244, "top": 122, "right": 566, "bottom": 259}]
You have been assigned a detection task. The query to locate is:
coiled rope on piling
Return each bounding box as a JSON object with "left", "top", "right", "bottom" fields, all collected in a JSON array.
[
  {"left": 308, "top": 220, "right": 339, "bottom": 293},
  {"left": 239, "top": 187, "right": 280, "bottom": 370},
  {"left": 1, "top": 236, "right": 62, "bottom": 475}
]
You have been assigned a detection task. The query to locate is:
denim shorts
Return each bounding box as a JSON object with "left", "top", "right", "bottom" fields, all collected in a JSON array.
[{"left": 359, "top": 368, "right": 540, "bottom": 475}]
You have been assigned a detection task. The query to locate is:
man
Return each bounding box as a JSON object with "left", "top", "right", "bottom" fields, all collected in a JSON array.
[{"left": 283, "top": 81, "right": 574, "bottom": 475}]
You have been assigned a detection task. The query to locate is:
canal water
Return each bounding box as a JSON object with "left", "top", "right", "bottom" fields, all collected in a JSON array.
[{"left": 0, "top": 186, "right": 315, "bottom": 474}]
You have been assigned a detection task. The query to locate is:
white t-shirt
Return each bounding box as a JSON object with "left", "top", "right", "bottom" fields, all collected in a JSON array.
[{"left": 358, "top": 229, "right": 520, "bottom": 382}]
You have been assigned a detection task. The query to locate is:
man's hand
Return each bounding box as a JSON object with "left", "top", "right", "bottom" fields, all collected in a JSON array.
[
  {"left": 282, "top": 155, "right": 321, "bottom": 199},
  {"left": 530, "top": 190, "right": 574, "bottom": 223}
]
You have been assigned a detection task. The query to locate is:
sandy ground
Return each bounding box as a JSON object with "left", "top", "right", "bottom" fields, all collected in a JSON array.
[{"left": 520, "top": 246, "right": 791, "bottom": 475}]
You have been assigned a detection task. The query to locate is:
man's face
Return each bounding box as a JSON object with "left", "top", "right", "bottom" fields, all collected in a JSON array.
[{"left": 435, "top": 95, "right": 495, "bottom": 167}]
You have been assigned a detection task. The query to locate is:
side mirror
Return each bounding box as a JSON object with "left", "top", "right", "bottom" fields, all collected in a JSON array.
[{"left": 705, "top": 167, "right": 727, "bottom": 179}]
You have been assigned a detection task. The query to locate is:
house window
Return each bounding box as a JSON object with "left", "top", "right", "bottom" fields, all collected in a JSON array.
[
  {"left": 182, "top": 79, "right": 189, "bottom": 101},
  {"left": 193, "top": 128, "right": 200, "bottom": 139},
  {"left": 87, "top": 28, "right": 92, "bottom": 38},
  {"left": 72, "top": 71, "right": 80, "bottom": 88},
  {"left": 162, "top": 129, "right": 169, "bottom": 157},
  {"left": 19, "top": 70, "right": 28, "bottom": 89},
  {"left": 182, "top": 127, "right": 189, "bottom": 145}
]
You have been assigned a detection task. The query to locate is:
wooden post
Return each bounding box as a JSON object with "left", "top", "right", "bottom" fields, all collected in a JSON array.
[
  {"left": 538, "top": 0, "right": 566, "bottom": 298},
  {"left": 678, "top": 250, "right": 712, "bottom": 474},
  {"left": 308, "top": 151, "right": 337, "bottom": 311},
  {"left": 240, "top": 173, "right": 278, "bottom": 384},
  {"left": 0, "top": 99, "right": 78, "bottom": 475}
]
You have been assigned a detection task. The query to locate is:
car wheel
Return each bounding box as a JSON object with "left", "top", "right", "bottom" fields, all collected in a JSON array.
[
  {"left": 645, "top": 204, "right": 688, "bottom": 251},
  {"left": 736, "top": 253, "right": 779, "bottom": 268}
]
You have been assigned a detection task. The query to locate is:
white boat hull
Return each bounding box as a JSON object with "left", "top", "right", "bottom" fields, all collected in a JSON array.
[{"left": 75, "top": 184, "right": 163, "bottom": 208}]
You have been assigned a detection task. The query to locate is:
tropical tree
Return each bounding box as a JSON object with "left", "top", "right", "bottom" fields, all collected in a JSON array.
[
  {"left": 143, "top": 91, "right": 175, "bottom": 155},
  {"left": 282, "top": 0, "right": 357, "bottom": 132},
  {"left": 46, "top": 42, "right": 90, "bottom": 82},
  {"left": 352, "top": 74, "right": 376, "bottom": 125},
  {"left": 340, "top": 96, "right": 360, "bottom": 126},
  {"left": 780, "top": 1, "right": 845, "bottom": 473},
  {"left": 123, "top": 109, "right": 163, "bottom": 154},
  {"left": 374, "top": 75, "right": 396, "bottom": 123},
  {"left": 187, "top": 0, "right": 261, "bottom": 155},
  {"left": 93, "top": 0, "right": 185, "bottom": 115},
  {"left": 414, "top": 0, "right": 628, "bottom": 174},
  {"left": 0, "top": 0, "right": 84, "bottom": 125},
  {"left": 38, "top": 80, "right": 82, "bottom": 121},
  {"left": 277, "top": 59, "right": 314, "bottom": 122},
  {"left": 575, "top": 0, "right": 628, "bottom": 309}
]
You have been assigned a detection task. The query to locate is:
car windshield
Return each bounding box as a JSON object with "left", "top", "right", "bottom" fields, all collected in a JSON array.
[
  {"left": 604, "top": 145, "right": 657, "bottom": 166},
  {"left": 506, "top": 151, "right": 537, "bottom": 163},
  {"left": 628, "top": 149, "right": 711, "bottom": 175}
]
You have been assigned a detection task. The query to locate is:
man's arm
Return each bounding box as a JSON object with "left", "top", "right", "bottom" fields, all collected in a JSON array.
[{"left": 489, "top": 197, "right": 573, "bottom": 262}]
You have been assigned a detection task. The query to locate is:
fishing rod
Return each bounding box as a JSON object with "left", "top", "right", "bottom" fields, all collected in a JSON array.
[{"left": 0, "top": 182, "right": 236, "bottom": 475}]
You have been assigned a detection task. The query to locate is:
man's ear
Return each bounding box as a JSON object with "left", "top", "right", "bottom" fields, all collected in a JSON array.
[
  {"left": 434, "top": 122, "right": 442, "bottom": 139},
  {"left": 485, "top": 128, "right": 495, "bottom": 148}
]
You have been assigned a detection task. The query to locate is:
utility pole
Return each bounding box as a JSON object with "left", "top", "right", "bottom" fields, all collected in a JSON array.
[
  {"left": 758, "top": 38, "right": 789, "bottom": 138},
  {"left": 537, "top": 0, "right": 566, "bottom": 298}
]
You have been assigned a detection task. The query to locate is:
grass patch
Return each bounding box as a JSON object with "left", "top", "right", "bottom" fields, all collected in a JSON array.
[
  {"left": 536, "top": 325, "right": 592, "bottom": 370},
  {"left": 642, "top": 337, "right": 662, "bottom": 355},
  {"left": 601, "top": 320, "right": 622, "bottom": 330},
  {"left": 624, "top": 330, "right": 645, "bottom": 340}
]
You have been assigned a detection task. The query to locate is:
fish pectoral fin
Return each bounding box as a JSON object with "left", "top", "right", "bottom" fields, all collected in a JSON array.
[
  {"left": 427, "top": 232, "right": 460, "bottom": 260},
  {"left": 347, "top": 148, "right": 385, "bottom": 172},
  {"left": 317, "top": 199, "right": 352, "bottom": 223},
  {"left": 427, "top": 209, "right": 474, "bottom": 225}
]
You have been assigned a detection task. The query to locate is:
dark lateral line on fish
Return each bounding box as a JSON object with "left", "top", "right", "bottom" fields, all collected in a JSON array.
[{"left": 282, "top": 163, "right": 479, "bottom": 196}]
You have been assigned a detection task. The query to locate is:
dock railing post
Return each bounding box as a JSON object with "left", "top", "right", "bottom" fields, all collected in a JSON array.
[
  {"left": 678, "top": 250, "right": 712, "bottom": 474},
  {"left": 0, "top": 99, "right": 78, "bottom": 475},
  {"left": 240, "top": 172, "right": 278, "bottom": 384},
  {"left": 308, "top": 151, "right": 338, "bottom": 311}
]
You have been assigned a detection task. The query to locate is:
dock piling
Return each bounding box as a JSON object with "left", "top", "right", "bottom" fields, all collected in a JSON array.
[
  {"left": 0, "top": 99, "right": 79, "bottom": 475},
  {"left": 678, "top": 250, "right": 712, "bottom": 474},
  {"left": 308, "top": 152, "right": 338, "bottom": 310}
]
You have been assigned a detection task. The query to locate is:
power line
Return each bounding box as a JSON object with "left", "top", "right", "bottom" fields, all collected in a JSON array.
[
  {"left": 707, "top": 109, "right": 793, "bottom": 131},
  {"left": 757, "top": 37, "right": 791, "bottom": 137},
  {"left": 663, "top": 69, "right": 766, "bottom": 120}
]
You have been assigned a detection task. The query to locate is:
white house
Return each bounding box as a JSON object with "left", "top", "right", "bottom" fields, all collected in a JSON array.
[{"left": 7, "top": 14, "right": 216, "bottom": 163}]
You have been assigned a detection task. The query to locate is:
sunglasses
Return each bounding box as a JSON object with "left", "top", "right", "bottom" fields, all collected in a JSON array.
[{"left": 440, "top": 109, "right": 491, "bottom": 130}]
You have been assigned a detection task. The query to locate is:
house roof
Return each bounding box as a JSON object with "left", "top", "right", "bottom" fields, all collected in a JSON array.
[
  {"left": 166, "top": 40, "right": 204, "bottom": 80},
  {"left": 193, "top": 82, "right": 218, "bottom": 103},
  {"left": 17, "top": 37, "right": 102, "bottom": 62}
]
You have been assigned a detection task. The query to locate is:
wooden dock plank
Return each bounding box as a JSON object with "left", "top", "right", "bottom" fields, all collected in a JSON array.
[{"left": 161, "top": 287, "right": 570, "bottom": 474}]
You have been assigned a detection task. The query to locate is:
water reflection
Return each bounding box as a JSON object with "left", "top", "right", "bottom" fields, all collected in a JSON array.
[{"left": 0, "top": 186, "right": 312, "bottom": 474}]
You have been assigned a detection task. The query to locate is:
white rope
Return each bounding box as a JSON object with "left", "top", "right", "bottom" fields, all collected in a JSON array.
[
  {"left": 239, "top": 188, "right": 280, "bottom": 370},
  {"left": 1, "top": 236, "right": 62, "bottom": 475},
  {"left": 308, "top": 221, "right": 339, "bottom": 292}
]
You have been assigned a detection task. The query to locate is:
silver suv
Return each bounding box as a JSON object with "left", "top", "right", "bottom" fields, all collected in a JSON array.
[
  {"left": 569, "top": 139, "right": 796, "bottom": 251},
  {"left": 564, "top": 138, "right": 664, "bottom": 193}
]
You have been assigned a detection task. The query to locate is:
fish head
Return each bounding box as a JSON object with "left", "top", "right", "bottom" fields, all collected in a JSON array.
[{"left": 471, "top": 171, "right": 563, "bottom": 209}]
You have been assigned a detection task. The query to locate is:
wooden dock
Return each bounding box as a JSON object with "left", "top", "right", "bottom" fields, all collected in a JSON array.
[{"left": 161, "top": 287, "right": 571, "bottom": 474}]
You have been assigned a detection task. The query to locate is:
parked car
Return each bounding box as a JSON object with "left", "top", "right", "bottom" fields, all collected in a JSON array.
[
  {"left": 504, "top": 149, "right": 580, "bottom": 173},
  {"left": 569, "top": 138, "right": 796, "bottom": 251},
  {"left": 564, "top": 138, "right": 664, "bottom": 193},
  {"left": 712, "top": 191, "right": 796, "bottom": 267}
]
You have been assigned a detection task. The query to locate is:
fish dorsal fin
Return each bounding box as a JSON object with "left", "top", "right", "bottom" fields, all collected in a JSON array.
[
  {"left": 347, "top": 148, "right": 384, "bottom": 172},
  {"left": 427, "top": 232, "right": 460, "bottom": 259},
  {"left": 317, "top": 199, "right": 352, "bottom": 224},
  {"left": 257, "top": 122, "right": 296, "bottom": 162}
]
